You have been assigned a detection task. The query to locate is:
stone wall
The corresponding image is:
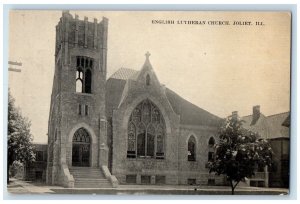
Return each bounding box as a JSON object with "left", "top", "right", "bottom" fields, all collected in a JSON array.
[{"left": 177, "top": 124, "right": 224, "bottom": 185}]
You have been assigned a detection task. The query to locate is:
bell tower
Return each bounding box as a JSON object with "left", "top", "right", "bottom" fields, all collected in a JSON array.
[{"left": 47, "top": 11, "right": 109, "bottom": 187}]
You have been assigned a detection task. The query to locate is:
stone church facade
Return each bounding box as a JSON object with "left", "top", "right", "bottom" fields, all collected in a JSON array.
[{"left": 47, "top": 11, "right": 226, "bottom": 188}]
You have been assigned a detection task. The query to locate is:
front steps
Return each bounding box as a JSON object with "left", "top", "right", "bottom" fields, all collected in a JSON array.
[{"left": 69, "top": 167, "right": 112, "bottom": 188}]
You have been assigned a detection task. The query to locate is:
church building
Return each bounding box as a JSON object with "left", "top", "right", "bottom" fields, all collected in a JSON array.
[{"left": 46, "top": 11, "right": 227, "bottom": 188}]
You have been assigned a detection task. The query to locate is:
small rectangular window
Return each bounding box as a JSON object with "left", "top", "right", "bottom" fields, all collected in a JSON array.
[
  {"left": 126, "top": 175, "right": 137, "bottom": 184},
  {"left": 35, "top": 171, "right": 43, "bottom": 180},
  {"left": 78, "top": 104, "right": 82, "bottom": 115},
  {"left": 156, "top": 152, "right": 164, "bottom": 159},
  {"left": 36, "top": 151, "right": 43, "bottom": 161},
  {"left": 127, "top": 151, "right": 136, "bottom": 158},
  {"left": 85, "top": 105, "right": 88, "bottom": 115},
  {"left": 208, "top": 179, "right": 215, "bottom": 185},
  {"left": 141, "top": 175, "right": 151, "bottom": 184},
  {"left": 155, "top": 176, "right": 166, "bottom": 184},
  {"left": 208, "top": 152, "right": 214, "bottom": 161},
  {"left": 187, "top": 178, "right": 196, "bottom": 185}
]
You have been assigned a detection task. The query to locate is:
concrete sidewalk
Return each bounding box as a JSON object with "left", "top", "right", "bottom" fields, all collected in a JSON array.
[
  {"left": 7, "top": 178, "right": 289, "bottom": 195},
  {"left": 7, "top": 178, "right": 63, "bottom": 194}
]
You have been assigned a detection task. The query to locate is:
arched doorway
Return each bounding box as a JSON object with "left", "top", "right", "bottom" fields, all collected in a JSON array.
[{"left": 72, "top": 128, "right": 91, "bottom": 167}]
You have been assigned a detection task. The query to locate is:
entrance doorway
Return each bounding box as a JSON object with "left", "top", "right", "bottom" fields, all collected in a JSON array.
[{"left": 72, "top": 128, "right": 91, "bottom": 167}]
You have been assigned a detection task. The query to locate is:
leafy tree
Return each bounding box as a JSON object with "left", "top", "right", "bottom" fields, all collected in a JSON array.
[
  {"left": 209, "top": 115, "right": 273, "bottom": 195},
  {"left": 7, "top": 91, "right": 35, "bottom": 183}
]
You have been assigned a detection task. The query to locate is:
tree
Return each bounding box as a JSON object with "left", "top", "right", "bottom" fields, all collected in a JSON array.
[
  {"left": 7, "top": 91, "right": 35, "bottom": 183},
  {"left": 208, "top": 115, "right": 273, "bottom": 195}
]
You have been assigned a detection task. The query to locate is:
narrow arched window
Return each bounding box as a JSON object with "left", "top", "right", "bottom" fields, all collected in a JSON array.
[
  {"left": 208, "top": 137, "right": 215, "bottom": 147},
  {"left": 146, "top": 125, "right": 155, "bottom": 157},
  {"left": 146, "top": 74, "right": 150, "bottom": 86},
  {"left": 127, "top": 122, "right": 136, "bottom": 158},
  {"left": 75, "top": 56, "right": 93, "bottom": 94},
  {"left": 137, "top": 123, "right": 146, "bottom": 157},
  {"left": 208, "top": 137, "right": 215, "bottom": 162},
  {"left": 76, "top": 69, "right": 83, "bottom": 93},
  {"left": 85, "top": 69, "right": 92, "bottom": 93},
  {"left": 188, "top": 136, "right": 196, "bottom": 161},
  {"left": 156, "top": 125, "right": 164, "bottom": 159}
]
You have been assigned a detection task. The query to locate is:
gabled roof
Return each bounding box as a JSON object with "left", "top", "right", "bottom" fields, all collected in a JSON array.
[
  {"left": 241, "top": 114, "right": 273, "bottom": 139},
  {"left": 282, "top": 113, "right": 290, "bottom": 127},
  {"left": 241, "top": 112, "right": 289, "bottom": 139},
  {"left": 106, "top": 68, "right": 222, "bottom": 127},
  {"left": 267, "top": 112, "right": 290, "bottom": 139}
]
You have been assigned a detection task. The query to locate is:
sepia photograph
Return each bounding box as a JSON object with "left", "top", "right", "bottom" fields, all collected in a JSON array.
[{"left": 6, "top": 9, "right": 291, "bottom": 196}]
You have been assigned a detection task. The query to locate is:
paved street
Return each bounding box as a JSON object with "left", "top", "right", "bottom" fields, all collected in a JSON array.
[{"left": 6, "top": 178, "right": 289, "bottom": 195}]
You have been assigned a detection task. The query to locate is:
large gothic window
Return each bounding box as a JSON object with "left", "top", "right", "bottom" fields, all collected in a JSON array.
[
  {"left": 76, "top": 56, "right": 93, "bottom": 94},
  {"left": 127, "top": 99, "right": 166, "bottom": 159},
  {"left": 188, "top": 136, "right": 196, "bottom": 161}
]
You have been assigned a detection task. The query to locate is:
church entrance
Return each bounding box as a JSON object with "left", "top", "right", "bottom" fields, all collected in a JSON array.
[{"left": 72, "top": 128, "right": 91, "bottom": 167}]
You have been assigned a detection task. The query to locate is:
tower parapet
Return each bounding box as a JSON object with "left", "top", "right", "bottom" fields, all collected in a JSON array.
[{"left": 55, "top": 10, "right": 108, "bottom": 74}]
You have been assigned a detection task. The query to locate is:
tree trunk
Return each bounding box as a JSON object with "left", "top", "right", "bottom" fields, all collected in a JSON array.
[
  {"left": 230, "top": 180, "right": 240, "bottom": 195},
  {"left": 7, "top": 163, "right": 10, "bottom": 184},
  {"left": 230, "top": 180, "right": 234, "bottom": 195}
]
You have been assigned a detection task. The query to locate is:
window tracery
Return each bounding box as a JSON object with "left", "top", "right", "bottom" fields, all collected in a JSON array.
[
  {"left": 73, "top": 128, "right": 90, "bottom": 143},
  {"left": 76, "top": 56, "right": 93, "bottom": 93},
  {"left": 127, "top": 99, "right": 165, "bottom": 159}
]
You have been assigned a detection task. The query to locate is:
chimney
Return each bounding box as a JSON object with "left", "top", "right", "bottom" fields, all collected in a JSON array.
[
  {"left": 252, "top": 105, "right": 260, "bottom": 122},
  {"left": 232, "top": 111, "right": 238, "bottom": 120}
]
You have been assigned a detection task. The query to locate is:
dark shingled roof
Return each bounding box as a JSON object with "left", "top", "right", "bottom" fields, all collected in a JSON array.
[
  {"left": 106, "top": 68, "right": 222, "bottom": 127},
  {"left": 267, "top": 112, "right": 290, "bottom": 138},
  {"left": 165, "top": 88, "right": 222, "bottom": 126}
]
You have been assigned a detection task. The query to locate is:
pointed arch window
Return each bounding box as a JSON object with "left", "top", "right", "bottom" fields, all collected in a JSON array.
[
  {"left": 76, "top": 56, "right": 93, "bottom": 93},
  {"left": 156, "top": 125, "right": 165, "bottom": 159},
  {"left": 85, "top": 69, "right": 92, "bottom": 93},
  {"left": 208, "top": 137, "right": 215, "bottom": 162},
  {"left": 146, "top": 125, "right": 155, "bottom": 157},
  {"left": 73, "top": 128, "right": 90, "bottom": 143},
  {"left": 188, "top": 136, "right": 196, "bottom": 161},
  {"left": 76, "top": 69, "right": 83, "bottom": 93},
  {"left": 127, "top": 122, "right": 136, "bottom": 158},
  {"left": 146, "top": 74, "right": 151, "bottom": 86},
  {"left": 137, "top": 123, "right": 146, "bottom": 157},
  {"left": 127, "top": 99, "right": 166, "bottom": 159}
]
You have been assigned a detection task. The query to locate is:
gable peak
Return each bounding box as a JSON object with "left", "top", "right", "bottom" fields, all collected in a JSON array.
[
  {"left": 142, "top": 51, "right": 153, "bottom": 70},
  {"left": 145, "top": 51, "right": 151, "bottom": 60}
]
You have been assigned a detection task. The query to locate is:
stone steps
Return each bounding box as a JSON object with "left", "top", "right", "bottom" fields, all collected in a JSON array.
[{"left": 69, "top": 167, "right": 112, "bottom": 188}]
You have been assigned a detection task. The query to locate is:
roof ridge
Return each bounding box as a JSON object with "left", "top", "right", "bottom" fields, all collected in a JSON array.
[
  {"left": 119, "top": 67, "right": 137, "bottom": 71},
  {"left": 266, "top": 111, "right": 290, "bottom": 118}
]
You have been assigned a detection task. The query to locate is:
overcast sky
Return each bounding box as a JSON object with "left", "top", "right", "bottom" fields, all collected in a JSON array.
[{"left": 8, "top": 11, "right": 291, "bottom": 143}]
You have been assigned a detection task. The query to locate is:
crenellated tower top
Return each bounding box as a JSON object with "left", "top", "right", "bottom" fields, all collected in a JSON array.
[{"left": 55, "top": 10, "right": 108, "bottom": 57}]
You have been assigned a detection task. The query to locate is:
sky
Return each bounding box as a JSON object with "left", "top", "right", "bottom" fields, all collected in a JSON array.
[{"left": 8, "top": 11, "right": 291, "bottom": 143}]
